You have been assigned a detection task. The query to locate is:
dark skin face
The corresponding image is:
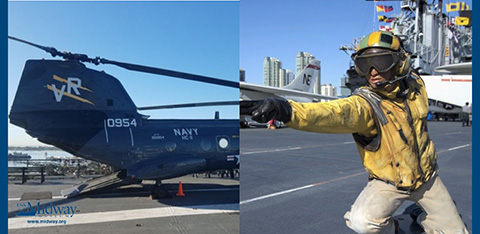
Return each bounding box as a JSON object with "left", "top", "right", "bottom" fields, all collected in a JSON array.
[
  {"left": 361, "top": 48, "right": 398, "bottom": 92},
  {"left": 366, "top": 67, "right": 397, "bottom": 92}
]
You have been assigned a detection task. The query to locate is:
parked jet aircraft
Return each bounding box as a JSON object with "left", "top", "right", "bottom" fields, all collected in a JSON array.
[
  {"left": 239, "top": 59, "right": 337, "bottom": 127},
  {"left": 240, "top": 60, "right": 337, "bottom": 102},
  {"left": 8, "top": 36, "right": 239, "bottom": 197}
]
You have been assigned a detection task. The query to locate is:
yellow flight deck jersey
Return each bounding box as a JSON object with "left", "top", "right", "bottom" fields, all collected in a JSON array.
[{"left": 286, "top": 74, "right": 437, "bottom": 190}]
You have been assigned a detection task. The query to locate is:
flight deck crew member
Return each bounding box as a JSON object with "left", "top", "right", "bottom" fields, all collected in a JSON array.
[
  {"left": 246, "top": 31, "right": 468, "bottom": 234},
  {"left": 462, "top": 102, "right": 471, "bottom": 126}
]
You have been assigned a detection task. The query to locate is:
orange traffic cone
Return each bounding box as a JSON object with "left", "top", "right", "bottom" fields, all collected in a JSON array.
[{"left": 176, "top": 181, "right": 185, "bottom": 197}]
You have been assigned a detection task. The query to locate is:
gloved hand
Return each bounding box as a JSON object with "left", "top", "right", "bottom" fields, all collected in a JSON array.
[{"left": 250, "top": 98, "right": 292, "bottom": 123}]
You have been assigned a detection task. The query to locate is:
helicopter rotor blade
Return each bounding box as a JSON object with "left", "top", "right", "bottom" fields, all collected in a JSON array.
[
  {"left": 8, "top": 36, "right": 100, "bottom": 64},
  {"left": 138, "top": 100, "right": 239, "bottom": 111},
  {"left": 8, "top": 36, "right": 59, "bottom": 57},
  {"left": 8, "top": 36, "right": 239, "bottom": 88},
  {"left": 99, "top": 58, "right": 238, "bottom": 88}
]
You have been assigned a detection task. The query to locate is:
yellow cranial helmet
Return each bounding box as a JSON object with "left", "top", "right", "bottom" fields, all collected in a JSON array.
[
  {"left": 356, "top": 31, "right": 400, "bottom": 53},
  {"left": 352, "top": 31, "right": 411, "bottom": 77}
]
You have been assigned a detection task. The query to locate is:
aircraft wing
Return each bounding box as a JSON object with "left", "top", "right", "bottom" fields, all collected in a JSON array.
[
  {"left": 434, "top": 62, "right": 472, "bottom": 75},
  {"left": 240, "top": 82, "right": 337, "bottom": 103}
]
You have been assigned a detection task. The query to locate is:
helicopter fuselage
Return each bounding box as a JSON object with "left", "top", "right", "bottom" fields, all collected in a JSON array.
[{"left": 10, "top": 59, "right": 239, "bottom": 181}]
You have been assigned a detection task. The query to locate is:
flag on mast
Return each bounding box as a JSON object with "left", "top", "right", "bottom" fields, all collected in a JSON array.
[{"left": 377, "top": 5, "right": 394, "bottom": 12}]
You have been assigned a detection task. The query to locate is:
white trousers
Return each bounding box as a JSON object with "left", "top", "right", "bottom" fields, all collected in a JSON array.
[{"left": 344, "top": 173, "right": 468, "bottom": 234}]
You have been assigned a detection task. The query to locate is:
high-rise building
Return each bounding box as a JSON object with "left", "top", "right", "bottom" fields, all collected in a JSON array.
[
  {"left": 285, "top": 69, "right": 294, "bottom": 85},
  {"left": 296, "top": 52, "right": 321, "bottom": 93},
  {"left": 263, "top": 57, "right": 282, "bottom": 87},
  {"left": 240, "top": 69, "right": 246, "bottom": 82},
  {"left": 278, "top": 69, "right": 295, "bottom": 87},
  {"left": 279, "top": 69, "right": 287, "bottom": 87},
  {"left": 320, "top": 84, "right": 337, "bottom": 97},
  {"left": 295, "top": 52, "right": 315, "bottom": 74}
]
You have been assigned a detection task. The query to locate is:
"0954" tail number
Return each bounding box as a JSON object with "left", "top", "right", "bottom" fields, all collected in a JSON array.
[{"left": 106, "top": 118, "right": 137, "bottom": 128}]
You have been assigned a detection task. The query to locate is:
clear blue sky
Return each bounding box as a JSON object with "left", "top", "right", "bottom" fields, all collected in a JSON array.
[
  {"left": 240, "top": 0, "right": 472, "bottom": 87},
  {"left": 7, "top": 0, "right": 472, "bottom": 146},
  {"left": 8, "top": 1, "right": 239, "bottom": 146}
]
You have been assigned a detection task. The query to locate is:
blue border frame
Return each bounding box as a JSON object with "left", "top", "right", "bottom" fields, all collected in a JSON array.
[
  {"left": 472, "top": 0, "right": 477, "bottom": 230},
  {"left": 2, "top": 0, "right": 7, "bottom": 231}
]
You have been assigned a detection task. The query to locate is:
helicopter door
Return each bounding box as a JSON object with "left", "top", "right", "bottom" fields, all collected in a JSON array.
[{"left": 104, "top": 118, "right": 136, "bottom": 148}]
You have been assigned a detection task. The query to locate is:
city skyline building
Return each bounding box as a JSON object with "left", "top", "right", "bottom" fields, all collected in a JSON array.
[
  {"left": 263, "top": 57, "right": 282, "bottom": 87},
  {"left": 278, "top": 69, "right": 295, "bottom": 87},
  {"left": 285, "top": 69, "right": 294, "bottom": 85},
  {"left": 279, "top": 68, "right": 287, "bottom": 87},
  {"left": 320, "top": 83, "right": 337, "bottom": 97},
  {"left": 295, "top": 52, "right": 315, "bottom": 74},
  {"left": 262, "top": 54, "right": 332, "bottom": 95}
]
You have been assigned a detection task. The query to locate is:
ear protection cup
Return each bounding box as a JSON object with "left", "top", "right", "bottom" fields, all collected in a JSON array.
[{"left": 395, "top": 51, "right": 411, "bottom": 77}]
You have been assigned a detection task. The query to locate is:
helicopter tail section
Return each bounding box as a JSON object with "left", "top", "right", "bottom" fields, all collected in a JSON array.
[{"left": 9, "top": 59, "right": 140, "bottom": 150}]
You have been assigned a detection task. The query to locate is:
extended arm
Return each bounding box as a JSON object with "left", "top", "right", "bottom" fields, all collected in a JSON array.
[{"left": 287, "top": 96, "right": 376, "bottom": 136}]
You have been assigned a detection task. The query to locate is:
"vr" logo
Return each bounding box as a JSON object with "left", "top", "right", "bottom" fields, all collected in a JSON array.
[{"left": 52, "top": 77, "right": 82, "bottom": 102}]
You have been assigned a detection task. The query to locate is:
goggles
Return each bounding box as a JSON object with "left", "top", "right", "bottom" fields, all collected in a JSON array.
[{"left": 352, "top": 51, "right": 399, "bottom": 76}]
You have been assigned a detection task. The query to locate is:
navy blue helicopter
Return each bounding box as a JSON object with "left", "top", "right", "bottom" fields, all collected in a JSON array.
[{"left": 8, "top": 36, "right": 239, "bottom": 197}]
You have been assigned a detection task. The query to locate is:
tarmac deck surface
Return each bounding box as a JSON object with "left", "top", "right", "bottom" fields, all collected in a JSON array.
[
  {"left": 7, "top": 121, "right": 472, "bottom": 234},
  {"left": 8, "top": 175, "right": 239, "bottom": 234},
  {"left": 240, "top": 121, "right": 472, "bottom": 234}
]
